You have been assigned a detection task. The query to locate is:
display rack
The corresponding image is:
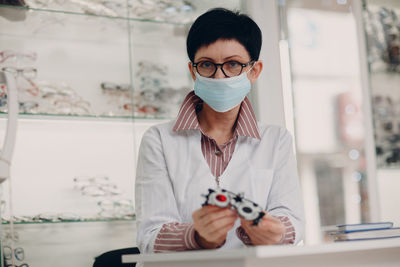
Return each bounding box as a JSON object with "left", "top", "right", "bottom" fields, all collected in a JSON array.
[
  {"left": 362, "top": 0, "right": 400, "bottom": 168},
  {"left": 0, "top": 4, "right": 192, "bottom": 120},
  {"left": 0, "top": 1, "right": 243, "bottom": 267}
]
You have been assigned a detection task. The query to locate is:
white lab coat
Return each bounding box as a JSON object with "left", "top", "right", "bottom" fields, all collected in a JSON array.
[{"left": 135, "top": 120, "right": 304, "bottom": 253}]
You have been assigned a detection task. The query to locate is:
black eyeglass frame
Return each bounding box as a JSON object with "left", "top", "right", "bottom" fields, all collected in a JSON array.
[
  {"left": 3, "top": 246, "right": 25, "bottom": 261},
  {"left": 192, "top": 60, "right": 255, "bottom": 78}
]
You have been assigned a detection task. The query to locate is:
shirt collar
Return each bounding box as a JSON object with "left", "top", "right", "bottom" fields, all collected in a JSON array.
[{"left": 173, "top": 91, "right": 261, "bottom": 140}]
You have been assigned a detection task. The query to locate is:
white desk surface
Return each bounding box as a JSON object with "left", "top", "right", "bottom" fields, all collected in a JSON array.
[{"left": 122, "top": 238, "right": 400, "bottom": 264}]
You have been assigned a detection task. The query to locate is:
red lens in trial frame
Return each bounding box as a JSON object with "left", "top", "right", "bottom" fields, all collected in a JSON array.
[{"left": 216, "top": 194, "right": 227, "bottom": 202}]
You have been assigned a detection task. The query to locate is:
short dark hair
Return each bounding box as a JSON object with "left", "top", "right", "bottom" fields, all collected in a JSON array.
[{"left": 186, "top": 8, "right": 262, "bottom": 62}]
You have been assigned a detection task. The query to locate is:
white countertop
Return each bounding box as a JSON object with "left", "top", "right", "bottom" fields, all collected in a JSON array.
[{"left": 122, "top": 238, "right": 400, "bottom": 263}]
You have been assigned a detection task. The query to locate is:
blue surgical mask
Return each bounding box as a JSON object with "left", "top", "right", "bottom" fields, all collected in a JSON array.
[{"left": 194, "top": 71, "right": 251, "bottom": 113}]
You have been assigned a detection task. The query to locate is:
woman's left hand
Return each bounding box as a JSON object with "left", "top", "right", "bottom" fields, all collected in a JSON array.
[{"left": 240, "top": 213, "right": 285, "bottom": 245}]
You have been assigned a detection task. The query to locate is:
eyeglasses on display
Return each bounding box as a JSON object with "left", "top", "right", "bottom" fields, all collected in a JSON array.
[
  {"left": 0, "top": 50, "right": 36, "bottom": 64},
  {"left": 97, "top": 199, "right": 134, "bottom": 219},
  {"left": 372, "top": 94, "right": 400, "bottom": 167},
  {"left": 0, "top": 52, "right": 188, "bottom": 118},
  {"left": 1, "top": 67, "right": 39, "bottom": 97},
  {"left": 1, "top": 67, "right": 37, "bottom": 80},
  {"left": 101, "top": 82, "right": 131, "bottom": 92},
  {"left": 3, "top": 246, "right": 25, "bottom": 261},
  {"left": 2, "top": 245, "right": 29, "bottom": 267},
  {"left": 24, "top": 0, "right": 196, "bottom": 23}
]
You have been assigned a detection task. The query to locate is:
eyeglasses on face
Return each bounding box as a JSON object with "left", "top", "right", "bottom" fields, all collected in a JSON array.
[{"left": 192, "top": 60, "right": 254, "bottom": 78}]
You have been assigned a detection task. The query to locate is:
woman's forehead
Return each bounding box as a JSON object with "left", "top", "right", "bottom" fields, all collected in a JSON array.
[{"left": 194, "top": 39, "right": 250, "bottom": 61}]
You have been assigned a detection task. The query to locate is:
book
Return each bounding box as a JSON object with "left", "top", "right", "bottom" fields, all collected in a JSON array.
[
  {"left": 337, "top": 222, "right": 393, "bottom": 233},
  {"left": 333, "top": 227, "right": 400, "bottom": 241}
]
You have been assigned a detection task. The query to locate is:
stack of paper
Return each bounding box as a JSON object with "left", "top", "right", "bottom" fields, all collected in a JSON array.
[{"left": 332, "top": 222, "right": 400, "bottom": 241}]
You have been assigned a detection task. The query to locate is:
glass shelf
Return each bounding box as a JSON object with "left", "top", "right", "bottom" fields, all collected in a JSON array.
[
  {"left": 0, "top": 111, "right": 178, "bottom": 121},
  {"left": 0, "top": 4, "right": 192, "bottom": 120},
  {"left": 1, "top": 0, "right": 242, "bottom": 24},
  {"left": 0, "top": 3, "right": 192, "bottom": 25},
  {"left": 0, "top": 218, "right": 137, "bottom": 267},
  {"left": 1, "top": 216, "right": 135, "bottom": 225}
]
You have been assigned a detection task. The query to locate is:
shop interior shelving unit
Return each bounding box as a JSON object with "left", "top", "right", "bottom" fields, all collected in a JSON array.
[{"left": 0, "top": 1, "right": 241, "bottom": 267}]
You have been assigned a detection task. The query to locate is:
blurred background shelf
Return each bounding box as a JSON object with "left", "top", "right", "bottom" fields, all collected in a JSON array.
[
  {"left": 1, "top": 217, "right": 135, "bottom": 225},
  {"left": 0, "top": 1, "right": 242, "bottom": 266}
]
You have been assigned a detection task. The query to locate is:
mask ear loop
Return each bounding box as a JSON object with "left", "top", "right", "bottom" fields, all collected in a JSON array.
[
  {"left": 190, "top": 62, "right": 200, "bottom": 79},
  {"left": 245, "top": 61, "right": 257, "bottom": 78}
]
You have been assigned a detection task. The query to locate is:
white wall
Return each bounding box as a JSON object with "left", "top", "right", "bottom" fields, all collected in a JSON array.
[
  {"left": 243, "top": 0, "right": 286, "bottom": 128},
  {"left": 377, "top": 170, "right": 400, "bottom": 225}
]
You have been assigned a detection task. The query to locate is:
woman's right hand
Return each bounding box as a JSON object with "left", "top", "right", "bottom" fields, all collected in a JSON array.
[{"left": 192, "top": 205, "right": 238, "bottom": 249}]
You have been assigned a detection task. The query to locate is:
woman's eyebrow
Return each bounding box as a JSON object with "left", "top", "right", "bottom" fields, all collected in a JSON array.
[
  {"left": 195, "top": 57, "right": 214, "bottom": 61},
  {"left": 195, "top": 55, "right": 245, "bottom": 62},
  {"left": 223, "top": 55, "right": 243, "bottom": 60}
]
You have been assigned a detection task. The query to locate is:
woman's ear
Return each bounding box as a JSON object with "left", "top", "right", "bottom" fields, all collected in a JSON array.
[
  {"left": 248, "top": 60, "right": 263, "bottom": 83},
  {"left": 188, "top": 62, "right": 196, "bottom": 81}
]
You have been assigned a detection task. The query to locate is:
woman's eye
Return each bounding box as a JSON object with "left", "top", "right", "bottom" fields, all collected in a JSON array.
[
  {"left": 201, "top": 62, "right": 213, "bottom": 68},
  {"left": 228, "top": 61, "right": 239, "bottom": 67}
]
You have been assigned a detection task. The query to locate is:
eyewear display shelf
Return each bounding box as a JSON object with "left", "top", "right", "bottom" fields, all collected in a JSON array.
[
  {"left": 361, "top": 1, "right": 400, "bottom": 169},
  {"left": 0, "top": 0, "right": 241, "bottom": 120},
  {"left": 0, "top": 2, "right": 242, "bottom": 267},
  {"left": 0, "top": 4, "right": 194, "bottom": 121}
]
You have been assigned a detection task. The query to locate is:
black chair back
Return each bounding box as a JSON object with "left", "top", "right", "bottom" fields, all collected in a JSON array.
[{"left": 93, "top": 247, "right": 140, "bottom": 267}]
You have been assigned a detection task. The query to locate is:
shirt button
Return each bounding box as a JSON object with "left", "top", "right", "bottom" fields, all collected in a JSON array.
[{"left": 215, "top": 150, "right": 222, "bottom": 156}]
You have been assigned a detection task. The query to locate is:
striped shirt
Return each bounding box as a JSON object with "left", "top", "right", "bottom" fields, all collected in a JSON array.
[
  {"left": 172, "top": 91, "right": 261, "bottom": 178},
  {"left": 153, "top": 91, "right": 295, "bottom": 252}
]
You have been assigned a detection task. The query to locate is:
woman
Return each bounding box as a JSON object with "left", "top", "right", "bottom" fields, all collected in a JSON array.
[{"left": 135, "top": 8, "right": 304, "bottom": 253}]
